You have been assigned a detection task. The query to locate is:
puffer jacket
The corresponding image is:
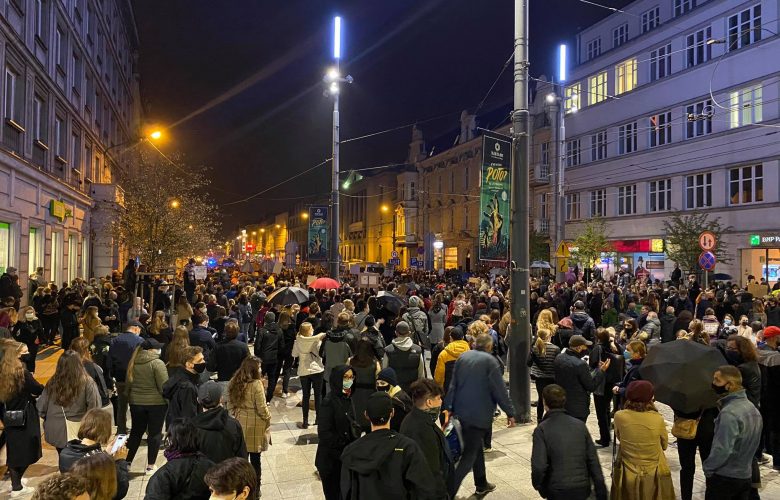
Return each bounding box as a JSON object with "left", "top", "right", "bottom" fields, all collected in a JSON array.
[
  {"left": 553, "top": 350, "right": 604, "bottom": 420},
  {"left": 292, "top": 333, "right": 326, "bottom": 376},
  {"left": 145, "top": 453, "right": 214, "bottom": 500},
  {"left": 639, "top": 316, "right": 661, "bottom": 341},
  {"left": 128, "top": 349, "right": 168, "bottom": 406},
  {"left": 434, "top": 340, "right": 470, "bottom": 387},
  {"left": 570, "top": 312, "right": 596, "bottom": 341}
]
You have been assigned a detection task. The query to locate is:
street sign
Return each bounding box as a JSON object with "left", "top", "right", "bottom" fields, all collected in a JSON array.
[
  {"left": 391, "top": 250, "right": 399, "bottom": 258},
  {"left": 698, "top": 251, "right": 716, "bottom": 272},
  {"left": 410, "top": 257, "right": 418, "bottom": 267},
  {"left": 557, "top": 259, "right": 567, "bottom": 273},
  {"left": 390, "top": 258, "right": 400, "bottom": 266},
  {"left": 555, "top": 241, "right": 571, "bottom": 258},
  {"left": 698, "top": 231, "right": 717, "bottom": 252},
  {"left": 193, "top": 265, "right": 207, "bottom": 280}
]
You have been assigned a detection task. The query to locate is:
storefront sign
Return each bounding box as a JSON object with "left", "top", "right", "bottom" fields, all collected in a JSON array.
[
  {"left": 612, "top": 239, "right": 665, "bottom": 253},
  {"left": 751, "top": 234, "right": 780, "bottom": 247},
  {"left": 308, "top": 206, "right": 328, "bottom": 261},
  {"left": 49, "top": 200, "right": 66, "bottom": 221},
  {"left": 479, "top": 133, "right": 511, "bottom": 262},
  {"left": 650, "top": 239, "right": 664, "bottom": 253}
]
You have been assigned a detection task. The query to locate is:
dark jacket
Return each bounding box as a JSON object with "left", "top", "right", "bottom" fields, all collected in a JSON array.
[
  {"left": 400, "top": 407, "right": 453, "bottom": 499},
  {"left": 207, "top": 339, "right": 249, "bottom": 381},
  {"left": 531, "top": 409, "right": 607, "bottom": 499},
  {"left": 162, "top": 367, "right": 200, "bottom": 427},
  {"left": 1, "top": 370, "right": 43, "bottom": 468},
  {"left": 188, "top": 326, "right": 216, "bottom": 361},
  {"left": 361, "top": 327, "right": 386, "bottom": 361},
  {"left": 108, "top": 332, "right": 144, "bottom": 383},
  {"left": 254, "top": 321, "right": 285, "bottom": 365},
  {"left": 144, "top": 453, "right": 214, "bottom": 500},
  {"left": 615, "top": 357, "right": 644, "bottom": 404},
  {"left": 443, "top": 350, "right": 515, "bottom": 429},
  {"left": 59, "top": 442, "right": 129, "bottom": 499},
  {"left": 552, "top": 327, "right": 575, "bottom": 349},
  {"left": 340, "top": 428, "right": 441, "bottom": 500},
  {"left": 191, "top": 406, "right": 248, "bottom": 464},
  {"left": 737, "top": 360, "right": 762, "bottom": 408},
  {"left": 280, "top": 324, "right": 297, "bottom": 357},
  {"left": 389, "top": 388, "right": 413, "bottom": 432},
  {"left": 570, "top": 311, "right": 596, "bottom": 341},
  {"left": 659, "top": 312, "right": 677, "bottom": 343},
  {"left": 316, "top": 365, "right": 359, "bottom": 475},
  {"left": 553, "top": 350, "right": 604, "bottom": 420}
]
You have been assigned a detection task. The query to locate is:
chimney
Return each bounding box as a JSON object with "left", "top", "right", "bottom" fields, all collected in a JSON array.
[
  {"left": 407, "top": 125, "right": 427, "bottom": 164},
  {"left": 459, "top": 110, "right": 476, "bottom": 144}
]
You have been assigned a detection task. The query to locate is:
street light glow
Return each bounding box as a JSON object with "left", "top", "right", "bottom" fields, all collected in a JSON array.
[
  {"left": 546, "top": 93, "right": 556, "bottom": 104},
  {"left": 301, "top": 212, "right": 309, "bottom": 219},
  {"left": 381, "top": 204, "right": 389, "bottom": 212},
  {"left": 275, "top": 224, "right": 281, "bottom": 229},
  {"left": 558, "top": 44, "right": 567, "bottom": 82},
  {"left": 329, "top": 81, "right": 340, "bottom": 94},
  {"left": 326, "top": 67, "right": 340, "bottom": 81},
  {"left": 333, "top": 16, "right": 342, "bottom": 60},
  {"left": 149, "top": 130, "right": 162, "bottom": 140},
  {"left": 170, "top": 199, "right": 180, "bottom": 209}
]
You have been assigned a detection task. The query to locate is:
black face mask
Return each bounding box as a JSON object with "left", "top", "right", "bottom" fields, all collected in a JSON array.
[
  {"left": 376, "top": 384, "right": 390, "bottom": 392},
  {"left": 712, "top": 383, "right": 729, "bottom": 395},
  {"left": 725, "top": 351, "right": 742, "bottom": 365},
  {"left": 19, "top": 354, "right": 31, "bottom": 363},
  {"left": 193, "top": 362, "right": 207, "bottom": 374}
]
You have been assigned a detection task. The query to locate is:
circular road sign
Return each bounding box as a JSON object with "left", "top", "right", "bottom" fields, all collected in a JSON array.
[
  {"left": 698, "top": 251, "right": 717, "bottom": 272},
  {"left": 391, "top": 250, "right": 399, "bottom": 258},
  {"left": 698, "top": 231, "right": 717, "bottom": 252}
]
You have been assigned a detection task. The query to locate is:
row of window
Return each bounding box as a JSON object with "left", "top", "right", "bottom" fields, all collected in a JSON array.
[
  {"left": 558, "top": 164, "right": 764, "bottom": 221},
  {"left": 0, "top": 222, "right": 88, "bottom": 284},
  {"left": 560, "top": 84, "right": 761, "bottom": 167},
  {"left": 574, "top": 4, "right": 762, "bottom": 106}
]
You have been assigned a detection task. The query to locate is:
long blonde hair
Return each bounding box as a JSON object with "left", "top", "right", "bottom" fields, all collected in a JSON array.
[
  {"left": 149, "top": 310, "right": 169, "bottom": 335},
  {"left": 166, "top": 326, "right": 190, "bottom": 368},
  {"left": 535, "top": 329, "right": 551, "bottom": 356},
  {"left": 536, "top": 309, "right": 557, "bottom": 334},
  {"left": 0, "top": 340, "right": 25, "bottom": 401}
]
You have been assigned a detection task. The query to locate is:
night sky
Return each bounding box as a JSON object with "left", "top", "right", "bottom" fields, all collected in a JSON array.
[{"left": 133, "top": 0, "right": 632, "bottom": 235}]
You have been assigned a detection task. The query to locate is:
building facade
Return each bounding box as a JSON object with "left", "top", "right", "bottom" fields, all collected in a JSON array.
[
  {"left": 0, "top": 0, "right": 141, "bottom": 298},
  {"left": 559, "top": 0, "right": 779, "bottom": 285}
]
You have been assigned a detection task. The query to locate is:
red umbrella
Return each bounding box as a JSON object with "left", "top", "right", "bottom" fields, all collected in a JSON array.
[{"left": 310, "top": 277, "right": 340, "bottom": 290}]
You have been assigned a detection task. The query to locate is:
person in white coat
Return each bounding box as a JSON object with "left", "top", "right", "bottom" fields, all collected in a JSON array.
[{"left": 292, "top": 322, "right": 326, "bottom": 428}]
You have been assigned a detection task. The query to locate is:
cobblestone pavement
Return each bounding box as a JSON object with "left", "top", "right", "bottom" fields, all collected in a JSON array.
[{"left": 4, "top": 349, "right": 780, "bottom": 499}]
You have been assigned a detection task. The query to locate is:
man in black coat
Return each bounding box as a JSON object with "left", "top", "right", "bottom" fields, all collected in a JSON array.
[
  {"left": 400, "top": 379, "right": 452, "bottom": 499},
  {"left": 191, "top": 381, "right": 248, "bottom": 464},
  {"left": 569, "top": 301, "right": 597, "bottom": 342},
  {"left": 162, "top": 346, "right": 204, "bottom": 428},
  {"left": 659, "top": 306, "right": 677, "bottom": 343},
  {"left": 340, "top": 392, "right": 439, "bottom": 500},
  {"left": 207, "top": 321, "right": 249, "bottom": 383},
  {"left": 532, "top": 384, "right": 607, "bottom": 500},
  {"left": 553, "top": 335, "right": 610, "bottom": 422},
  {"left": 188, "top": 313, "right": 217, "bottom": 366},
  {"left": 254, "top": 311, "right": 285, "bottom": 402}
]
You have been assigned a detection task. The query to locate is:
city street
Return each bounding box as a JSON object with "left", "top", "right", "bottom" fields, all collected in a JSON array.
[{"left": 5, "top": 348, "right": 780, "bottom": 499}]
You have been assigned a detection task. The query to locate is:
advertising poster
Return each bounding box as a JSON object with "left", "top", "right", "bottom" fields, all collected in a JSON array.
[
  {"left": 308, "top": 206, "right": 328, "bottom": 261},
  {"left": 479, "top": 133, "right": 512, "bottom": 262}
]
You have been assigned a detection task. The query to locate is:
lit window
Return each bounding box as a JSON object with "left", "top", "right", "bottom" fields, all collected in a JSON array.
[
  {"left": 615, "top": 58, "right": 637, "bottom": 94},
  {"left": 729, "top": 165, "right": 763, "bottom": 205},
  {"left": 730, "top": 85, "right": 762, "bottom": 128},
  {"left": 589, "top": 72, "right": 608, "bottom": 105},
  {"left": 565, "top": 83, "right": 581, "bottom": 112}
]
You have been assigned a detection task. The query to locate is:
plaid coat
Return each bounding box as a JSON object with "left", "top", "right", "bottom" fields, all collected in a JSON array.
[{"left": 228, "top": 379, "right": 271, "bottom": 452}]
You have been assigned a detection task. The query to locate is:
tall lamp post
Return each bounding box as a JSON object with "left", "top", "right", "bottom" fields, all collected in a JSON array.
[{"left": 324, "top": 16, "right": 353, "bottom": 279}]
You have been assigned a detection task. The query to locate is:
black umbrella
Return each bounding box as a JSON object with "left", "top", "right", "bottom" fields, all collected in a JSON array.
[
  {"left": 639, "top": 340, "right": 727, "bottom": 413},
  {"left": 266, "top": 286, "right": 309, "bottom": 306},
  {"left": 711, "top": 273, "right": 733, "bottom": 281},
  {"left": 376, "top": 291, "right": 406, "bottom": 315}
]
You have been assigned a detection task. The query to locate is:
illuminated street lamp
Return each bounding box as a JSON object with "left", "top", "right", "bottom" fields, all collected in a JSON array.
[
  {"left": 301, "top": 212, "right": 309, "bottom": 219},
  {"left": 170, "top": 199, "right": 180, "bottom": 209}
]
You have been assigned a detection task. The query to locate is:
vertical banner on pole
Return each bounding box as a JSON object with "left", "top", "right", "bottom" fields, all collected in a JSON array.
[
  {"left": 308, "top": 206, "right": 328, "bottom": 261},
  {"left": 479, "top": 133, "right": 512, "bottom": 262}
]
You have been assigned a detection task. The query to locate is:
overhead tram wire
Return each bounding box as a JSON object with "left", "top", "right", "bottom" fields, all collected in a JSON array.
[{"left": 222, "top": 157, "right": 332, "bottom": 206}]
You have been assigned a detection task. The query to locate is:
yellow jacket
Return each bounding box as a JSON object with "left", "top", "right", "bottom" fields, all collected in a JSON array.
[{"left": 434, "top": 340, "right": 470, "bottom": 386}]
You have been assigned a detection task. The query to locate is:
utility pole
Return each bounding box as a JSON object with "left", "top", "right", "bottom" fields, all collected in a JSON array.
[
  {"left": 508, "top": 0, "right": 531, "bottom": 422},
  {"left": 330, "top": 87, "right": 340, "bottom": 279}
]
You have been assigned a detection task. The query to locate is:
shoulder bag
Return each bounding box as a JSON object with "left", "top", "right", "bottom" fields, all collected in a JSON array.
[
  {"left": 3, "top": 401, "right": 28, "bottom": 428},
  {"left": 61, "top": 406, "right": 81, "bottom": 441},
  {"left": 671, "top": 412, "right": 702, "bottom": 440}
]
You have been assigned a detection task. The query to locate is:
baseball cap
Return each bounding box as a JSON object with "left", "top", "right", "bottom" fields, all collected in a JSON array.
[
  {"left": 198, "top": 381, "right": 223, "bottom": 408},
  {"left": 395, "top": 321, "right": 411, "bottom": 336},
  {"left": 569, "top": 335, "right": 593, "bottom": 348},
  {"left": 365, "top": 392, "right": 393, "bottom": 424},
  {"left": 126, "top": 320, "right": 144, "bottom": 329},
  {"left": 763, "top": 326, "right": 780, "bottom": 340}
]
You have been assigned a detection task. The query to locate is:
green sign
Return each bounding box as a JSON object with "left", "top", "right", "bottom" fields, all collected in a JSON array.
[
  {"left": 308, "top": 206, "right": 328, "bottom": 261},
  {"left": 751, "top": 234, "right": 761, "bottom": 246},
  {"left": 479, "top": 133, "right": 512, "bottom": 262},
  {"left": 750, "top": 234, "right": 780, "bottom": 247}
]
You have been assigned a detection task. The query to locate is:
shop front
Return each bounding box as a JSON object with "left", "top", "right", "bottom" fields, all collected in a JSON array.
[
  {"left": 593, "top": 238, "right": 666, "bottom": 282},
  {"left": 741, "top": 233, "right": 780, "bottom": 287}
]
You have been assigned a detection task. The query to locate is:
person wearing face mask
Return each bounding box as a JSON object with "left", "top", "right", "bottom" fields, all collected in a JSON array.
[
  {"left": 400, "top": 379, "right": 453, "bottom": 499},
  {"left": 376, "top": 367, "right": 412, "bottom": 431},
  {"left": 725, "top": 335, "right": 761, "bottom": 409},
  {"left": 162, "top": 346, "right": 205, "bottom": 429},
  {"left": 553, "top": 335, "right": 610, "bottom": 422},
  {"left": 12, "top": 306, "right": 42, "bottom": 373},
  {"left": 758, "top": 326, "right": 780, "bottom": 470},
  {"left": 703, "top": 366, "right": 763, "bottom": 499},
  {"left": 736, "top": 315, "right": 753, "bottom": 342},
  {"left": 316, "top": 365, "right": 359, "bottom": 500},
  {"left": 612, "top": 340, "right": 647, "bottom": 407},
  {"left": 125, "top": 338, "right": 168, "bottom": 475},
  {"left": 204, "top": 457, "right": 258, "bottom": 500}
]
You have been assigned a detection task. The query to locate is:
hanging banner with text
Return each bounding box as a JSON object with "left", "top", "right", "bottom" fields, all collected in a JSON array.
[
  {"left": 479, "top": 133, "right": 512, "bottom": 262},
  {"left": 308, "top": 206, "right": 328, "bottom": 261}
]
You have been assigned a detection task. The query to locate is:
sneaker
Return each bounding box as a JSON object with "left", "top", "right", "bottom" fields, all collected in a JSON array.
[
  {"left": 475, "top": 482, "right": 497, "bottom": 495},
  {"left": 296, "top": 422, "right": 309, "bottom": 429},
  {"left": 282, "top": 392, "right": 290, "bottom": 398},
  {"left": 145, "top": 465, "right": 157, "bottom": 475},
  {"left": 10, "top": 486, "right": 34, "bottom": 498}
]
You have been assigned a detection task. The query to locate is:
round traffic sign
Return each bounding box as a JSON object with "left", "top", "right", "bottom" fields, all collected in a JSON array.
[
  {"left": 698, "top": 231, "right": 717, "bottom": 252},
  {"left": 698, "top": 251, "right": 717, "bottom": 272},
  {"left": 391, "top": 250, "right": 399, "bottom": 258}
]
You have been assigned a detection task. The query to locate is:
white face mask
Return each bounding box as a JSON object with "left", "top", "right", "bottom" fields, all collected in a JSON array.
[{"left": 25, "top": 312, "right": 35, "bottom": 320}]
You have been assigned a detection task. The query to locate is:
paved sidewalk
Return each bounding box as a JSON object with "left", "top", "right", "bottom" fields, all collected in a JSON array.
[{"left": 4, "top": 348, "right": 780, "bottom": 499}]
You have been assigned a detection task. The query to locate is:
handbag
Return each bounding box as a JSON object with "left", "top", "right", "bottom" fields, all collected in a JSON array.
[
  {"left": 3, "top": 401, "right": 28, "bottom": 428},
  {"left": 444, "top": 416, "right": 464, "bottom": 464},
  {"left": 61, "top": 406, "right": 81, "bottom": 442},
  {"left": 672, "top": 413, "right": 702, "bottom": 440}
]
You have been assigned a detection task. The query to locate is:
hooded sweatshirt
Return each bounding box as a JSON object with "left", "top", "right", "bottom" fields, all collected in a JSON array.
[
  {"left": 340, "top": 428, "right": 440, "bottom": 500},
  {"left": 191, "top": 406, "right": 248, "bottom": 464},
  {"left": 323, "top": 327, "right": 353, "bottom": 380},
  {"left": 162, "top": 367, "right": 200, "bottom": 427},
  {"left": 434, "top": 340, "right": 470, "bottom": 387}
]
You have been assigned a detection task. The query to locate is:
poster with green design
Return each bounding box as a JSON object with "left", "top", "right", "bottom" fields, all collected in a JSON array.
[{"left": 479, "top": 133, "right": 511, "bottom": 262}]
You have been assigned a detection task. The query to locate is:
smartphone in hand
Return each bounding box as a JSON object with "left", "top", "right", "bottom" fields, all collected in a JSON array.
[{"left": 111, "top": 434, "right": 128, "bottom": 455}]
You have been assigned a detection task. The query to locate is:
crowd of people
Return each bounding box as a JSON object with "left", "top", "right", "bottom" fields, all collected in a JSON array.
[{"left": 0, "top": 258, "right": 778, "bottom": 499}]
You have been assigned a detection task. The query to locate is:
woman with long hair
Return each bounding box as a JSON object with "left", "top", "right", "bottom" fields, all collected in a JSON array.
[
  {"left": 37, "top": 350, "right": 101, "bottom": 453},
  {"left": 81, "top": 306, "right": 108, "bottom": 344},
  {"left": 535, "top": 308, "right": 557, "bottom": 337},
  {"left": 164, "top": 325, "right": 191, "bottom": 371},
  {"left": 611, "top": 381, "right": 674, "bottom": 499},
  {"left": 277, "top": 310, "right": 296, "bottom": 397},
  {"left": 0, "top": 340, "right": 43, "bottom": 497},
  {"left": 348, "top": 339, "right": 382, "bottom": 432},
  {"left": 292, "top": 322, "right": 326, "bottom": 429},
  {"left": 528, "top": 329, "right": 560, "bottom": 422},
  {"left": 175, "top": 292, "right": 194, "bottom": 330},
  {"left": 69, "top": 449, "right": 119, "bottom": 500},
  {"left": 12, "top": 305, "right": 43, "bottom": 373},
  {"left": 70, "top": 337, "right": 112, "bottom": 412},
  {"left": 0, "top": 307, "right": 17, "bottom": 339},
  {"left": 687, "top": 319, "right": 710, "bottom": 345},
  {"left": 428, "top": 296, "right": 447, "bottom": 348},
  {"left": 147, "top": 310, "right": 173, "bottom": 345},
  {"left": 226, "top": 356, "right": 271, "bottom": 492},
  {"left": 589, "top": 327, "right": 621, "bottom": 447},
  {"left": 125, "top": 338, "right": 168, "bottom": 474}
]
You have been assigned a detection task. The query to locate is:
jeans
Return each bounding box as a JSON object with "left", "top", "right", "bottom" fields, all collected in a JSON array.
[
  {"left": 126, "top": 404, "right": 167, "bottom": 465},
  {"left": 264, "top": 362, "right": 280, "bottom": 402},
  {"left": 534, "top": 377, "right": 554, "bottom": 422},
  {"left": 449, "top": 424, "right": 489, "bottom": 497},
  {"left": 115, "top": 382, "right": 129, "bottom": 434},
  {"left": 281, "top": 355, "right": 295, "bottom": 394},
  {"left": 705, "top": 474, "right": 751, "bottom": 500},
  {"left": 300, "top": 373, "right": 323, "bottom": 425},
  {"left": 593, "top": 389, "right": 613, "bottom": 443}
]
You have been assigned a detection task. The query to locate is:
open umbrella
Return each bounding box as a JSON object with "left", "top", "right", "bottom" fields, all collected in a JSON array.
[
  {"left": 711, "top": 273, "right": 733, "bottom": 281},
  {"left": 639, "top": 340, "right": 726, "bottom": 413},
  {"left": 376, "top": 291, "right": 406, "bottom": 315},
  {"left": 266, "top": 286, "right": 309, "bottom": 306},
  {"left": 530, "top": 260, "right": 552, "bottom": 269},
  {"left": 310, "top": 277, "right": 340, "bottom": 290}
]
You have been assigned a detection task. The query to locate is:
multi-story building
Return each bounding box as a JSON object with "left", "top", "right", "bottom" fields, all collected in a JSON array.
[
  {"left": 559, "top": 0, "right": 779, "bottom": 285},
  {"left": 0, "top": 0, "right": 141, "bottom": 297}
]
